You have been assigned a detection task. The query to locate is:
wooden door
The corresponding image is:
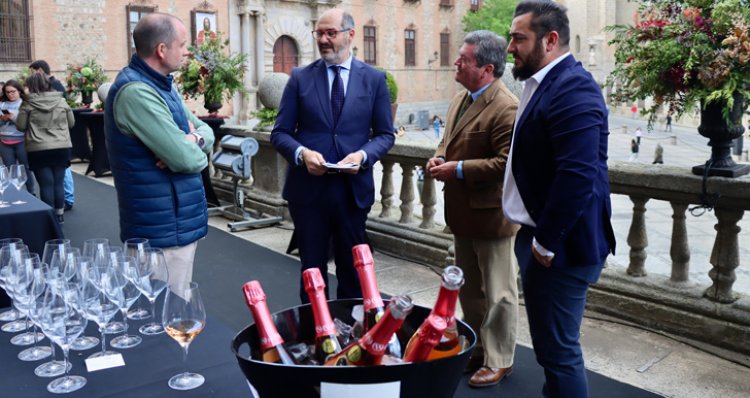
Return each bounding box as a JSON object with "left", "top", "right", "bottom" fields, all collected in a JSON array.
[{"left": 273, "top": 36, "right": 298, "bottom": 75}]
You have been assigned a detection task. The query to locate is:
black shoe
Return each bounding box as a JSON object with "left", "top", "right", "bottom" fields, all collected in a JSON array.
[
  {"left": 57, "top": 214, "right": 64, "bottom": 224},
  {"left": 64, "top": 203, "right": 73, "bottom": 211}
]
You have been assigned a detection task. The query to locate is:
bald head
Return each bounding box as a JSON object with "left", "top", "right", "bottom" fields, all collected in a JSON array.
[
  {"left": 317, "top": 8, "right": 354, "bottom": 31},
  {"left": 133, "top": 13, "right": 183, "bottom": 58}
]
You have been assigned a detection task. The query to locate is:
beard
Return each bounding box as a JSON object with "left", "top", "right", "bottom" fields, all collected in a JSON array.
[
  {"left": 512, "top": 39, "right": 545, "bottom": 80},
  {"left": 319, "top": 40, "right": 350, "bottom": 64}
]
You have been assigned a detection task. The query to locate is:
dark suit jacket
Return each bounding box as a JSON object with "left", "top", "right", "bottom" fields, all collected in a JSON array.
[
  {"left": 434, "top": 78, "right": 520, "bottom": 239},
  {"left": 511, "top": 55, "right": 616, "bottom": 267},
  {"left": 271, "top": 58, "right": 394, "bottom": 209}
]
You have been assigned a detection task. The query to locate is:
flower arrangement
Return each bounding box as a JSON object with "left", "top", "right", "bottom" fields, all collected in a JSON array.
[
  {"left": 65, "top": 58, "right": 108, "bottom": 105},
  {"left": 177, "top": 33, "right": 247, "bottom": 112},
  {"left": 606, "top": 0, "right": 750, "bottom": 127}
]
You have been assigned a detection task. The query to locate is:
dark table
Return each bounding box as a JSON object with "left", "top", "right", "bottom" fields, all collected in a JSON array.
[
  {"left": 70, "top": 108, "right": 93, "bottom": 162},
  {"left": 0, "top": 188, "right": 63, "bottom": 307},
  {"left": 0, "top": 312, "right": 252, "bottom": 397},
  {"left": 78, "top": 111, "right": 110, "bottom": 177}
]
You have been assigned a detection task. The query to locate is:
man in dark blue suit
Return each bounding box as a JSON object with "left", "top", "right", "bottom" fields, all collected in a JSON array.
[
  {"left": 502, "top": 2, "right": 616, "bottom": 397},
  {"left": 271, "top": 8, "right": 394, "bottom": 302}
]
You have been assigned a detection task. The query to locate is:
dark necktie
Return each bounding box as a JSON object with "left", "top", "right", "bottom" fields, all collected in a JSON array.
[
  {"left": 455, "top": 93, "right": 473, "bottom": 124},
  {"left": 330, "top": 65, "right": 345, "bottom": 126}
]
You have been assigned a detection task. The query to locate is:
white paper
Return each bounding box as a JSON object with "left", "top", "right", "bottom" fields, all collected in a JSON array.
[
  {"left": 85, "top": 353, "right": 126, "bottom": 372},
  {"left": 325, "top": 162, "right": 358, "bottom": 170},
  {"left": 320, "top": 381, "right": 400, "bottom": 398}
]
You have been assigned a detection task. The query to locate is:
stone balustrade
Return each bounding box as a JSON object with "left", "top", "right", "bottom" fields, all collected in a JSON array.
[{"left": 216, "top": 125, "right": 750, "bottom": 357}]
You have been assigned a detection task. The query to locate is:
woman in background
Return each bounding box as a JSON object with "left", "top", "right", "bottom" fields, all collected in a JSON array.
[
  {"left": 0, "top": 79, "right": 35, "bottom": 192},
  {"left": 16, "top": 74, "right": 74, "bottom": 223}
]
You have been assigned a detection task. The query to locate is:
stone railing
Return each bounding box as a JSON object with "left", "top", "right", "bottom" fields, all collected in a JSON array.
[{"left": 216, "top": 126, "right": 750, "bottom": 358}]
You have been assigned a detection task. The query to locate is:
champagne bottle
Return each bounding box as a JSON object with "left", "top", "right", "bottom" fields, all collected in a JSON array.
[
  {"left": 302, "top": 268, "right": 343, "bottom": 363},
  {"left": 402, "top": 315, "right": 447, "bottom": 362},
  {"left": 242, "top": 280, "right": 296, "bottom": 365},
  {"left": 352, "top": 244, "right": 403, "bottom": 357},
  {"left": 324, "top": 294, "right": 413, "bottom": 367},
  {"left": 403, "top": 265, "right": 465, "bottom": 360}
]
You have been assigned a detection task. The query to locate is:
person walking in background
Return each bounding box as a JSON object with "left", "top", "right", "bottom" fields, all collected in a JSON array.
[
  {"left": 29, "top": 60, "right": 75, "bottom": 211},
  {"left": 426, "top": 30, "right": 519, "bottom": 389},
  {"left": 665, "top": 113, "right": 672, "bottom": 132},
  {"left": 653, "top": 143, "right": 664, "bottom": 164},
  {"left": 105, "top": 13, "right": 214, "bottom": 290},
  {"left": 635, "top": 126, "right": 643, "bottom": 145},
  {"left": 15, "top": 74, "right": 73, "bottom": 223},
  {"left": 433, "top": 116, "right": 441, "bottom": 139},
  {"left": 503, "top": 2, "right": 616, "bottom": 396},
  {"left": 271, "top": 8, "right": 394, "bottom": 303},
  {"left": 629, "top": 138, "right": 639, "bottom": 161},
  {"left": 0, "top": 79, "right": 36, "bottom": 194}
]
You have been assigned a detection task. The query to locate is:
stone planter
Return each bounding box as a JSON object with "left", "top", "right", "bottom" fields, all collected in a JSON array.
[{"left": 691, "top": 92, "right": 750, "bottom": 177}]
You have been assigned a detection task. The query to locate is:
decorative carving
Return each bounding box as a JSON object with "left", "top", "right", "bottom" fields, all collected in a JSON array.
[{"left": 195, "top": 0, "right": 214, "bottom": 11}]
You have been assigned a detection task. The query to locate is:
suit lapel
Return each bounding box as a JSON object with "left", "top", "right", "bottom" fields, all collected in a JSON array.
[
  {"left": 314, "top": 60, "right": 334, "bottom": 129},
  {"left": 515, "top": 55, "right": 576, "bottom": 134},
  {"left": 444, "top": 80, "right": 499, "bottom": 150},
  {"left": 339, "top": 59, "right": 363, "bottom": 128}
]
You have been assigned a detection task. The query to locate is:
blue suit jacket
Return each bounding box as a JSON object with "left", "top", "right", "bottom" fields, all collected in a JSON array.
[
  {"left": 511, "top": 55, "right": 616, "bottom": 268},
  {"left": 271, "top": 58, "right": 395, "bottom": 209}
]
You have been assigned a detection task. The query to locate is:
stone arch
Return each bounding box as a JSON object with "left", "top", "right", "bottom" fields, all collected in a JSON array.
[{"left": 265, "top": 18, "right": 315, "bottom": 72}]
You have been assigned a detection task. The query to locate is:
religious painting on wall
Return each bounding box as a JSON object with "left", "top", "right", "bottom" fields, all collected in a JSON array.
[{"left": 191, "top": 10, "right": 217, "bottom": 46}]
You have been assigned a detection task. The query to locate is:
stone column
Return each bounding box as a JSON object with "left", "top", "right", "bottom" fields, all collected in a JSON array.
[
  {"left": 669, "top": 202, "right": 690, "bottom": 282},
  {"left": 254, "top": 11, "right": 265, "bottom": 87},
  {"left": 240, "top": 11, "right": 253, "bottom": 121},
  {"left": 419, "top": 175, "right": 436, "bottom": 229},
  {"left": 704, "top": 208, "right": 743, "bottom": 303},
  {"left": 399, "top": 163, "right": 416, "bottom": 224},
  {"left": 626, "top": 195, "right": 649, "bottom": 277},
  {"left": 379, "top": 160, "right": 394, "bottom": 218}
]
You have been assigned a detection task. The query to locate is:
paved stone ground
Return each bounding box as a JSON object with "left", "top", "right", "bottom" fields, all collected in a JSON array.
[{"left": 68, "top": 110, "right": 750, "bottom": 397}]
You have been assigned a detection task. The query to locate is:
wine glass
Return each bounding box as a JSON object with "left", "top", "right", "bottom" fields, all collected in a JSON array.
[
  {"left": 82, "top": 238, "right": 109, "bottom": 268},
  {"left": 9, "top": 164, "right": 27, "bottom": 204},
  {"left": 65, "top": 254, "right": 99, "bottom": 352},
  {"left": 106, "top": 256, "right": 143, "bottom": 348},
  {"left": 21, "top": 274, "right": 53, "bottom": 362},
  {"left": 42, "top": 239, "right": 72, "bottom": 272},
  {"left": 0, "top": 165, "right": 10, "bottom": 208},
  {"left": 134, "top": 248, "right": 169, "bottom": 335},
  {"left": 162, "top": 281, "right": 206, "bottom": 390},
  {"left": 1, "top": 244, "right": 31, "bottom": 333},
  {"left": 102, "top": 248, "right": 126, "bottom": 335},
  {"left": 0, "top": 237, "right": 23, "bottom": 322},
  {"left": 39, "top": 286, "right": 88, "bottom": 394},
  {"left": 11, "top": 254, "right": 47, "bottom": 348},
  {"left": 123, "top": 238, "right": 150, "bottom": 320},
  {"left": 81, "top": 268, "right": 119, "bottom": 359}
]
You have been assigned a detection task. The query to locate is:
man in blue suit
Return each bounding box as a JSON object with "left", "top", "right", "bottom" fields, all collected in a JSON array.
[
  {"left": 271, "top": 8, "right": 394, "bottom": 302},
  {"left": 502, "top": 2, "right": 616, "bottom": 397}
]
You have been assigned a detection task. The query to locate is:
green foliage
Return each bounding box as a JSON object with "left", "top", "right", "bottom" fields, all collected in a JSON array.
[
  {"left": 375, "top": 67, "right": 398, "bottom": 104},
  {"left": 462, "top": 0, "right": 515, "bottom": 39},
  {"left": 15, "top": 68, "right": 30, "bottom": 86},
  {"left": 606, "top": 0, "right": 750, "bottom": 127},
  {"left": 177, "top": 33, "right": 248, "bottom": 105},
  {"left": 252, "top": 107, "right": 278, "bottom": 128},
  {"left": 65, "top": 58, "right": 109, "bottom": 106}
]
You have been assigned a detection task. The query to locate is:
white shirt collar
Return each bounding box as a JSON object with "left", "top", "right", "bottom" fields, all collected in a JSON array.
[
  {"left": 325, "top": 55, "right": 354, "bottom": 71},
  {"left": 528, "top": 52, "right": 571, "bottom": 85}
]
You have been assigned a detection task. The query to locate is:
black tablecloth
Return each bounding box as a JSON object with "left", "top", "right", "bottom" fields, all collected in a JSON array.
[
  {"left": 0, "top": 189, "right": 63, "bottom": 307},
  {"left": 70, "top": 108, "right": 93, "bottom": 162},
  {"left": 78, "top": 112, "right": 110, "bottom": 177},
  {"left": 0, "top": 312, "right": 251, "bottom": 398}
]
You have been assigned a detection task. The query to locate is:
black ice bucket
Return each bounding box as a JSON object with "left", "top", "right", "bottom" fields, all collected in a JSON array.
[{"left": 231, "top": 299, "right": 476, "bottom": 398}]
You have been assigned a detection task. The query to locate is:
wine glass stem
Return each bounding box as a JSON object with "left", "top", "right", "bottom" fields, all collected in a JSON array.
[
  {"left": 121, "top": 309, "right": 129, "bottom": 337},
  {"left": 99, "top": 326, "right": 107, "bottom": 353},
  {"left": 182, "top": 343, "right": 190, "bottom": 374},
  {"left": 33, "top": 324, "right": 39, "bottom": 346},
  {"left": 150, "top": 299, "right": 157, "bottom": 325},
  {"left": 62, "top": 346, "right": 70, "bottom": 378},
  {"left": 50, "top": 340, "right": 57, "bottom": 359}
]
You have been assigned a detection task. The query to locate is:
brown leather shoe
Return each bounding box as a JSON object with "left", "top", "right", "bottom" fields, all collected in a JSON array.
[{"left": 468, "top": 366, "right": 513, "bottom": 388}]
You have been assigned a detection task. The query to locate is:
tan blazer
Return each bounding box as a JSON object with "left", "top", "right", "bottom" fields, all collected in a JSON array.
[{"left": 434, "top": 78, "right": 519, "bottom": 239}]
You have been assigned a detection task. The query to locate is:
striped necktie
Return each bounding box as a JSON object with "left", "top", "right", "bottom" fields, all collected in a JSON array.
[{"left": 330, "top": 65, "right": 345, "bottom": 126}]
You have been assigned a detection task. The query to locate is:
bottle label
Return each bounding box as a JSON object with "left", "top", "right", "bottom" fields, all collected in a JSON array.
[
  {"left": 362, "top": 334, "right": 388, "bottom": 355},
  {"left": 315, "top": 322, "right": 336, "bottom": 335},
  {"left": 259, "top": 331, "right": 283, "bottom": 350}
]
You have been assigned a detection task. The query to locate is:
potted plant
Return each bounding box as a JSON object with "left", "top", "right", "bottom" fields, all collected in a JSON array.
[
  {"left": 375, "top": 67, "right": 399, "bottom": 122},
  {"left": 65, "top": 58, "right": 108, "bottom": 107},
  {"left": 177, "top": 33, "right": 248, "bottom": 115},
  {"left": 606, "top": 0, "right": 750, "bottom": 177}
]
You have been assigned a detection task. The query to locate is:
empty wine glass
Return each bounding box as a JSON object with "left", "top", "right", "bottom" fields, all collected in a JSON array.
[
  {"left": 39, "top": 286, "right": 88, "bottom": 394},
  {"left": 1, "top": 244, "right": 31, "bottom": 333},
  {"left": 0, "top": 237, "right": 23, "bottom": 322},
  {"left": 106, "top": 256, "right": 142, "bottom": 349},
  {"left": 42, "top": 239, "right": 72, "bottom": 272},
  {"left": 0, "top": 165, "right": 10, "bottom": 208},
  {"left": 134, "top": 248, "right": 169, "bottom": 335},
  {"left": 9, "top": 164, "right": 27, "bottom": 204},
  {"left": 123, "top": 238, "right": 151, "bottom": 320},
  {"left": 82, "top": 238, "right": 109, "bottom": 268},
  {"left": 162, "top": 281, "right": 206, "bottom": 390},
  {"left": 11, "top": 254, "right": 47, "bottom": 348},
  {"left": 21, "top": 275, "right": 53, "bottom": 361},
  {"left": 102, "top": 248, "right": 126, "bottom": 335},
  {"left": 81, "top": 269, "right": 119, "bottom": 359}
]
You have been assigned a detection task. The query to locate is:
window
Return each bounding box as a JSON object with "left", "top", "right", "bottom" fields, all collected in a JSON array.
[
  {"left": 127, "top": 5, "right": 156, "bottom": 57},
  {"left": 470, "top": 0, "right": 481, "bottom": 12},
  {"left": 364, "top": 26, "right": 377, "bottom": 65},
  {"left": 440, "top": 32, "right": 450, "bottom": 66},
  {"left": 0, "top": 0, "right": 32, "bottom": 63},
  {"left": 404, "top": 29, "right": 415, "bottom": 66},
  {"left": 439, "top": 0, "right": 453, "bottom": 7}
]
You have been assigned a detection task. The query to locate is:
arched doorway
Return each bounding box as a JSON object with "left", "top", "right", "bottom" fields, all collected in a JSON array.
[{"left": 273, "top": 36, "right": 298, "bottom": 75}]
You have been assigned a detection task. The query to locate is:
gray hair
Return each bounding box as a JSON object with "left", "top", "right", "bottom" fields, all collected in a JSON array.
[
  {"left": 133, "top": 13, "right": 181, "bottom": 57},
  {"left": 341, "top": 12, "right": 355, "bottom": 30},
  {"left": 464, "top": 30, "right": 507, "bottom": 78}
]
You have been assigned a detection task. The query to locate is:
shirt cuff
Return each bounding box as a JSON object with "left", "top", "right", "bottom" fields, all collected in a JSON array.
[
  {"left": 456, "top": 160, "right": 464, "bottom": 180},
  {"left": 532, "top": 238, "right": 555, "bottom": 257},
  {"left": 358, "top": 150, "right": 368, "bottom": 167},
  {"left": 294, "top": 146, "right": 306, "bottom": 166}
]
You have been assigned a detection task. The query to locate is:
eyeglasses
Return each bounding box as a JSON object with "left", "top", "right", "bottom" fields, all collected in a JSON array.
[
  {"left": 312, "top": 29, "right": 351, "bottom": 39},
  {"left": 4, "top": 90, "right": 18, "bottom": 95}
]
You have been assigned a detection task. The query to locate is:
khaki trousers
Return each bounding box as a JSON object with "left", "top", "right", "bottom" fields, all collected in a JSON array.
[
  {"left": 454, "top": 235, "right": 518, "bottom": 368},
  {"left": 162, "top": 241, "right": 198, "bottom": 292}
]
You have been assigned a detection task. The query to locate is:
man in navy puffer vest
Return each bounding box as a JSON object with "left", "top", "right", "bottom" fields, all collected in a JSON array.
[{"left": 105, "top": 13, "right": 214, "bottom": 293}]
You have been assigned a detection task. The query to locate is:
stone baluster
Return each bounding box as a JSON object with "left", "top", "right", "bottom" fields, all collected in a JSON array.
[
  {"left": 669, "top": 202, "right": 690, "bottom": 282},
  {"left": 704, "top": 208, "right": 743, "bottom": 303},
  {"left": 626, "top": 196, "right": 649, "bottom": 276},
  {"left": 379, "top": 160, "right": 395, "bottom": 218},
  {"left": 419, "top": 173, "right": 436, "bottom": 229},
  {"left": 399, "top": 163, "right": 416, "bottom": 224}
]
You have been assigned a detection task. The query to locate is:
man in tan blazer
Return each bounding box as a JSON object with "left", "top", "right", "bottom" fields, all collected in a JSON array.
[{"left": 427, "top": 30, "right": 519, "bottom": 388}]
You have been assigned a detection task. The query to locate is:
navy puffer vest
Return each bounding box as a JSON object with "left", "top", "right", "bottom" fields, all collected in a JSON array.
[{"left": 104, "top": 55, "right": 207, "bottom": 248}]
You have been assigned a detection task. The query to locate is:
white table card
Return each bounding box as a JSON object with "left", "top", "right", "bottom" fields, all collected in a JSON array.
[
  {"left": 320, "top": 381, "right": 400, "bottom": 398},
  {"left": 85, "top": 353, "right": 125, "bottom": 372}
]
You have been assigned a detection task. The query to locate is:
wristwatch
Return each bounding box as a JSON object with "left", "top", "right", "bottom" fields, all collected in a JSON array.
[{"left": 191, "top": 132, "right": 205, "bottom": 149}]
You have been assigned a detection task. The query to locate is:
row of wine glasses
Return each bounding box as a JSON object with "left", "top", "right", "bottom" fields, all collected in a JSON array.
[{"left": 0, "top": 163, "right": 28, "bottom": 208}]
